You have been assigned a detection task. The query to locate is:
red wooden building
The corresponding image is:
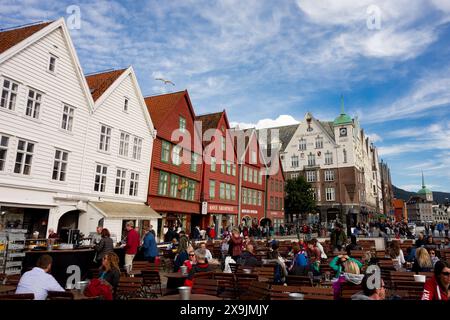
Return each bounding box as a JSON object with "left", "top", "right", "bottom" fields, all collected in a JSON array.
[
  {"left": 196, "top": 111, "right": 239, "bottom": 235},
  {"left": 144, "top": 91, "right": 203, "bottom": 239},
  {"left": 265, "top": 155, "right": 286, "bottom": 232}
]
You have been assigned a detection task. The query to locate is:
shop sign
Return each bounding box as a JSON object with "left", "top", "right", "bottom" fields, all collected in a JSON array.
[{"left": 202, "top": 202, "right": 208, "bottom": 215}]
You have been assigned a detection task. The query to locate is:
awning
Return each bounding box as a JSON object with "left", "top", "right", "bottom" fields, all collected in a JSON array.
[{"left": 89, "top": 201, "right": 161, "bottom": 219}]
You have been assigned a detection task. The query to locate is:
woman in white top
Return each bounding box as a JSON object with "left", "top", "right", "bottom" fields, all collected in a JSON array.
[
  {"left": 389, "top": 240, "right": 405, "bottom": 270},
  {"left": 311, "top": 238, "right": 328, "bottom": 260}
]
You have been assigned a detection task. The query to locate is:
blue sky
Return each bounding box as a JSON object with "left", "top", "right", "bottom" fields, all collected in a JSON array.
[{"left": 1, "top": 0, "right": 450, "bottom": 192}]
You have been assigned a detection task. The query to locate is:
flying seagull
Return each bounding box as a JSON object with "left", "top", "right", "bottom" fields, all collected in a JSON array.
[{"left": 155, "top": 78, "right": 175, "bottom": 86}]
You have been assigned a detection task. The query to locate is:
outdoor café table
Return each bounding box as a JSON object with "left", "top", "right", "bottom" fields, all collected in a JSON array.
[
  {"left": 70, "top": 290, "right": 100, "bottom": 300},
  {"left": 165, "top": 272, "right": 188, "bottom": 293},
  {"left": 158, "top": 294, "right": 221, "bottom": 300},
  {"left": 0, "top": 285, "right": 16, "bottom": 295}
]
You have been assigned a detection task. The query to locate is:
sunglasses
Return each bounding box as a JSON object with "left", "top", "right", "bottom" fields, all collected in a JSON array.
[
  {"left": 189, "top": 254, "right": 195, "bottom": 256},
  {"left": 441, "top": 272, "right": 450, "bottom": 276}
]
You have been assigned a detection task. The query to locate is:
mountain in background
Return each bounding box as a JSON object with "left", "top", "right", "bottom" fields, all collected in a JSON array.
[{"left": 393, "top": 185, "right": 450, "bottom": 204}]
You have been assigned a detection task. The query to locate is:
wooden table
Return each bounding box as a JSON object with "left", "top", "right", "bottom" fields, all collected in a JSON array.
[
  {"left": 70, "top": 290, "right": 99, "bottom": 300},
  {"left": 0, "top": 285, "right": 16, "bottom": 295},
  {"left": 165, "top": 272, "right": 188, "bottom": 293},
  {"left": 158, "top": 294, "right": 221, "bottom": 300}
]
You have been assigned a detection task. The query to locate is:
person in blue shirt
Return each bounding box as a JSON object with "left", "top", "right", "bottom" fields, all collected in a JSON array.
[
  {"left": 142, "top": 227, "right": 158, "bottom": 263},
  {"left": 289, "top": 243, "right": 309, "bottom": 276}
]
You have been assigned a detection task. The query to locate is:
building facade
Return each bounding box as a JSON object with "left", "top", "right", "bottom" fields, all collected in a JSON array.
[
  {"left": 392, "top": 198, "right": 407, "bottom": 223},
  {"left": 145, "top": 91, "right": 203, "bottom": 240},
  {"left": 196, "top": 111, "right": 239, "bottom": 236},
  {"left": 379, "top": 160, "right": 394, "bottom": 219},
  {"left": 265, "top": 156, "right": 285, "bottom": 231},
  {"left": 278, "top": 103, "right": 383, "bottom": 227}
]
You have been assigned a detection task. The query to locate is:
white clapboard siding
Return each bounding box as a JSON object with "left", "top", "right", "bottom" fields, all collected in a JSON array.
[
  {"left": 0, "top": 26, "right": 91, "bottom": 194},
  {"left": 81, "top": 71, "right": 153, "bottom": 203}
]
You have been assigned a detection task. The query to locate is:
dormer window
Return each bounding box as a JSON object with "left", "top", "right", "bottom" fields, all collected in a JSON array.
[
  {"left": 123, "top": 98, "right": 129, "bottom": 112},
  {"left": 48, "top": 54, "right": 58, "bottom": 73}
]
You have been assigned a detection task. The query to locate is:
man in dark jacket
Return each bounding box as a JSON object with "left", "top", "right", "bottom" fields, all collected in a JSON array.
[
  {"left": 237, "top": 244, "right": 261, "bottom": 267},
  {"left": 330, "top": 224, "right": 347, "bottom": 252}
]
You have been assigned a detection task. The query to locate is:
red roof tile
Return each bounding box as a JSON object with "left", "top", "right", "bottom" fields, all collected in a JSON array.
[
  {"left": 0, "top": 21, "right": 53, "bottom": 54},
  {"left": 85, "top": 69, "right": 127, "bottom": 101},
  {"left": 144, "top": 91, "right": 187, "bottom": 129}
]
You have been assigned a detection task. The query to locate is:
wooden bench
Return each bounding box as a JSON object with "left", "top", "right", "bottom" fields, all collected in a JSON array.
[
  {"left": 340, "top": 283, "right": 362, "bottom": 300},
  {"left": 117, "top": 277, "right": 143, "bottom": 299},
  {"left": 140, "top": 270, "right": 162, "bottom": 297},
  {"left": 240, "top": 280, "right": 270, "bottom": 300},
  {"left": 301, "top": 286, "right": 334, "bottom": 300},
  {"left": 286, "top": 275, "right": 312, "bottom": 287},
  {"left": 214, "top": 272, "right": 237, "bottom": 299},
  {"left": 192, "top": 279, "right": 219, "bottom": 296},
  {"left": 270, "top": 285, "right": 303, "bottom": 300}
]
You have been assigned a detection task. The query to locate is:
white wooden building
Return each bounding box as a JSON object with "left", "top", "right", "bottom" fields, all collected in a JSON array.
[{"left": 0, "top": 18, "right": 158, "bottom": 243}]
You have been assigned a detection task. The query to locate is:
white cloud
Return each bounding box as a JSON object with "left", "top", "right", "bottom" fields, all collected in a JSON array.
[
  {"left": 230, "top": 115, "right": 299, "bottom": 130},
  {"left": 367, "top": 133, "right": 383, "bottom": 143}
]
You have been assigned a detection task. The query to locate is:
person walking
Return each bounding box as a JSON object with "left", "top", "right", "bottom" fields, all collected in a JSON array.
[
  {"left": 330, "top": 223, "right": 347, "bottom": 252},
  {"left": 123, "top": 221, "right": 140, "bottom": 271},
  {"left": 94, "top": 228, "right": 114, "bottom": 266},
  {"left": 228, "top": 228, "right": 243, "bottom": 261},
  {"left": 142, "top": 227, "right": 158, "bottom": 263}
]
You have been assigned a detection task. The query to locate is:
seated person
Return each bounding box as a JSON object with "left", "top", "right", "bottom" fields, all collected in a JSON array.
[
  {"left": 180, "top": 250, "right": 196, "bottom": 273},
  {"left": 237, "top": 243, "right": 261, "bottom": 268},
  {"left": 412, "top": 247, "right": 433, "bottom": 273},
  {"left": 184, "top": 249, "right": 212, "bottom": 287},
  {"left": 198, "top": 242, "right": 213, "bottom": 261},
  {"left": 429, "top": 249, "right": 440, "bottom": 267},
  {"left": 352, "top": 274, "right": 386, "bottom": 300},
  {"left": 289, "top": 243, "right": 309, "bottom": 276},
  {"left": 330, "top": 255, "right": 364, "bottom": 300},
  {"left": 424, "top": 236, "right": 437, "bottom": 250},
  {"left": 98, "top": 252, "right": 121, "bottom": 294},
  {"left": 421, "top": 261, "right": 449, "bottom": 301},
  {"left": 16, "top": 254, "right": 65, "bottom": 300}
]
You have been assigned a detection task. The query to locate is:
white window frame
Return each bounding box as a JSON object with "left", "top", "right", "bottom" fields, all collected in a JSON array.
[
  {"left": 0, "top": 78, "right": 19, "bottom": 111},
  {"left": 308, "top": 153, "right": 316, "bottom": 166},
  {"left": 94, "top": 164, "right": 108, "bottom": 192},
  {"left": 25, "top": 88, "right": 42, "bottom": 119},
  {"left": 299, "top": 138, "right": 306, "bottom": 151},
  {"left": 220, "top": 182, "right": 225, "bottom": 200},
  {"left": 191, "top": 153, "right": 198, "bottom": 172},
  {"left": 179, "top": 116, "right": 186, "bottom": 133},
  {"left": 158, "top": 171, "right": 169, "bottom": 196},
  {"left": 129, "top": 172, "right": 139, "bottom": 196},
  {"left": 61, "top": 104, "right": 75, "bottom": 132},
  {"left": 52, "top": 149, "right": 69, "bottom": 182},
  {"left": 14, "top": 139, "right": 34, "bottom": 175},
  {"left": 115, "top": 168, "right": 127, "bottom": 195},
  {"left": 231, "top": 184, "right": 236, "bottom": 201},
  {"left": 0, "top": 134, "right": 10, "bottom": 172},
  {"left": 99, "top": 124, "right": 112, "bottom": 152},
  {"left": 132, "top": 136, "right": 143, "bottom": 160},
  {"left": 325, "top": 151, "right": 333, "bottom": 165},
  {"left": 251, "top": 151, "right": 257, "bottom": 164},
  {"left": 315, "top": 136, "right": 323, "bottom": 149},
  {"left": 172, "top": 145, "right": 181, "bottom": 166},
  {"left": 47, "top": 54, "right": 58, "bottom": 73},
  {"left": 210, "top": 157, "right": 216, "bottom": 172},
  {"left": 119, "top": 131, "right": 130, "bottom": 157},
  {"left": 291, "top": 155, "right": 299, "bottom": 168},
  {"left": 326, "top": 187, "right": 335, "bottom": 201},
  {"left": 306, "top": 171, "right": 316, "bottom": 182},
  {"left": 209, "top": 180, "right": 215, "bottom": 199},
  {"left": 325, "top": 170, "right": 335, "bottom": 181}
]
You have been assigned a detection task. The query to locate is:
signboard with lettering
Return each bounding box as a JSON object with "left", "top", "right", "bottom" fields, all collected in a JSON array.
[
  {"left": 202, "top": 202, "right": 208, "bottom": 215},
  {"left": 208, "top": 204, "right": 238, "bottom": 214}
]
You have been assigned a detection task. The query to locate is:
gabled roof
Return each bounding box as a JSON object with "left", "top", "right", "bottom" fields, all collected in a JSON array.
[
  {"left": 318, "top": 121, "right": 335, "bottom": 141},
  {"left": 144, "top": 91, "right": 187, "bottom": 130},
  {"left": 85, "top": 69, "right": 127, "bottom": 102},
  {"left": 258, "top": 124, "right": 298, "bottom": 153},
  {"left": 0, "top": 21, "right": 53, "bottom": 54},
  {"left": 196, "top": 111, "right": 223, "bottom": 136}
]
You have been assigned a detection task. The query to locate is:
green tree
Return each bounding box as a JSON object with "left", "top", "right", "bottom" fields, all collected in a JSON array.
[{"left": 284, "top": 175, "right": 316, "bottom": 225}]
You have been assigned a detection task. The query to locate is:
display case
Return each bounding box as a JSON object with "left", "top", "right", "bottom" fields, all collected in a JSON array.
[{"left": 4, "top": 229, "right": 27, "bottom": 275}]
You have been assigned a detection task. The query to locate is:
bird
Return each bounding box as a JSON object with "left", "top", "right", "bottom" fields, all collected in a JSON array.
[{"left": 155, "top": 78, "right": 175, "bottom": 86}]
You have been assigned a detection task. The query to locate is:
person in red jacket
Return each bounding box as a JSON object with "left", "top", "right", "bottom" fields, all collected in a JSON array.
[
  {"left": 422, "top": 260, "right": 449, "bottom": 300},
  {"left": 124, "top": 221, "right": 140, "bottom": 271}
]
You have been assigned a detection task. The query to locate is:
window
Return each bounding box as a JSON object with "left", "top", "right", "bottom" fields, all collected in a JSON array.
[
  {"left": 258, "top": 191, "right": 262, "bottom": 206},
  {"left": 253, "top": 190, "right": 257, "bottom": 205},
  {"left": 251, "top": 151, "right": 257, "bottom": 164},
  {"left": 325, "top": 151, "right": 333, "bottom": 165},
  {"left": 119, "top": 132, "right": 130, "bottom": 157},
  {"left": 123, "top": 98, "right": 129, "bottom": 112},
  {"left": 311, "top": 188, "right": 316, "bottom": 201},
  {"left": 94, "top": 164, "right": 107, "bottom": 192},
  {"left": 270, "top": 180, "right": 274, "bottom": 192},
  {"left": 170, "top": 175, "right": 179, "bottom": 197},
  {"left": 115, "top": 169, "right": 126, "bottom": 195},
  {"left": 180, "top": 178, "right": 188, "bottom": 200},
  {"left": 226, "top": 160, "right": 231, "bottom": 175},
  {"left": 243, "top": 188, "right": 247, "bottom": 204},
  {"left": 161, "top": 141, "right": 170, "bottom": 163},
  {"left": 179, "top": 116, "right": 186, "bottom": 132},
  {"left": 326, "top": 187, "right": 335, "bottom": 201},
  {"left": 14, "top": 139, "right": 34, "bottom": 175},
  {"left": 253, "top": 169, "right": 258, "bottom": 183},
  {"left": 315, "top": 136, "right": 323, "bottom": 149},
  {"left": 61, "top": 105, "right": 75, "bottom": 131},
  {"left": 299, "top": 138, "right": 306, "bottom": 150},
  {"left": 291, "top": 155, "right": 299, "bottom": 168},
  {"left": 291, "top": 173, "right": 299, "bottom": 179},
  {"left": 220, "top": 161, "right": 225, "bottom": 174},
  {"left": 248, "top": 168, "right": 253, "bottom": 183},
  {"left": 0, "top": 135, "right": 9, "bottom": 171},
  {"left": 307, "top": 153, "right": 316, "bottom": 166},
  {"left": 373, "top": 185, "right": 376, "bottom": 194},
  {"left": 158, "top": 171, "right": 169, "bottom": 195},
  {"left": 232, "top": 164, "right": 236, "bottom": 176},
  {"left": 220, "top": 182, "right": 225, "bottom": 199},
  {"left": 225, "top": 184, "right": 231, "bottom": 200},
  {"left": 52, "top": 149, "right": 68, "bottom": 181},
  {"left": 270, "top": 197, "right": 274, "bottom": 209},
  {"left": 210, "top": 157, "right": 216, "bottom": 172},
  {"left": 231, "top": 185, "right": 236, "bottom": 201},
  {"left": 243, "top": 166, "right": 248, "bottom": 181},
  {"left": 187, "top": 181, "right": 195, "bottom": 201},
  {"left": 191, "top": 153, "right": 198, "bottom": 172},
  {"left": 324, "top": 170, "right": 335, "bottom": 181},
  {"left": 221, "top": 136, "right": 226, "bottom": 153},
  {"left": 132, "top": 137, "right": 142, "bottom": 160},
  {"left": 48, "top": 54, "right": 57, "bottom": 73},
  {"left": 343, "top": 149, "right": 347, "bottom": 163},
  {"left": 172, "top": 145, "right": 181, "bottom": 165},
  {"left": 258, "top": 170, "right": 262, "bottom": 185},
  {"left": 209, "top": 180, "right": 215, "bottom": 199},
  {"left": 99, "top": 125, "right": 112, "bottom": 152},
  {"left": 26, "top": 89, "right": 42, "bottom": 119},
  {"left": 0, "top": 79, "right": 18, "bottom": 110},
  {"left": 129, "top": 172, "right": 139, "bottom": 196},
  {"left": 306, "top": 171, "right": 316, "bottom": 182}
]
